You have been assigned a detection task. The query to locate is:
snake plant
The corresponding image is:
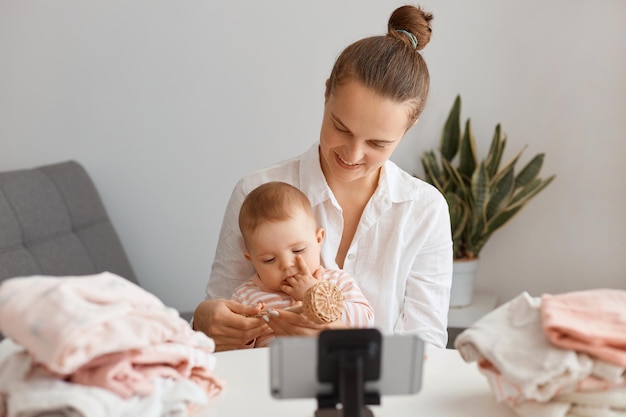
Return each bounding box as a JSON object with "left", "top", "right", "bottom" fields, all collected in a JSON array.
[{"left": 421, "top": 95, "right": 555, "bottom": 260}]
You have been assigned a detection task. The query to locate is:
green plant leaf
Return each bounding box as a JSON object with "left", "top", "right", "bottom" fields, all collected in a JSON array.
[
  {"left": 489, "top": 152, "right": 519, "bottom": 182},
  {"left": 465, "top": 162, "right": 489, "bottom": 251},
  {"left": 446, "top": 192, "right": 469, "bottom": 242},
  {"left": 458, "top": 119, "right": 477, "bottom": 179},
  {"left": 484, "top": 206, "right": 523, "bottom": 237},
  {"left": 419, "top": 95, "right": 555, "bottom": 259},
  {"left": 515, "top": 153, "right": 545, "bottom": 188},
  {"left": 441, "top": 158, "right": 468, "bottom": 196},
  {"left": 485, "top": 166, "right": 515, "bottom": 219},
  {"left": 421, "top": 151, "right": 444, "bottom": 191},
  {"left": 471, "top": 162, "right": 489, "bottom": 220},
  {"left": 440, "top": 95, "right": 461, "bottom": 161},
  {"left": 509, "top": 176, "right": 556, "bottom": 209},
  {"left": 484, "top": 125, "right": 506, "bottom": 178}
]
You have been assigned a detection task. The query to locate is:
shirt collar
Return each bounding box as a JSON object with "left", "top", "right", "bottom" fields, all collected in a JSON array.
[
  {"left": 381, "top": 159, "right": 424, "bottom": 204},
  {"left": 299, "top": 143, "right": 420, "bottom": 207},
  {"left": 299, "top": 143, "right": 334, "bottom": 207}
]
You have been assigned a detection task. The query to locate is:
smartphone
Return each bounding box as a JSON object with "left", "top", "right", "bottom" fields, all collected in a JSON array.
[{"left": 269, "top": 333, "right": 424, "bottom": 399}]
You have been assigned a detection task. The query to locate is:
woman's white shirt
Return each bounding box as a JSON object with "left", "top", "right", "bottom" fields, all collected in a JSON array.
[{"left": 207, "top": 143, "right": 452, "bottom": 348}]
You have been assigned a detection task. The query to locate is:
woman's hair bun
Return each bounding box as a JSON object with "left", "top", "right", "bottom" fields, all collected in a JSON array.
[{"left": 388, "top": 5, "right": 433, "bottom": 51}]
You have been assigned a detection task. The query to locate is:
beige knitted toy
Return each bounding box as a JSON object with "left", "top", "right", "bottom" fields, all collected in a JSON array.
[
  {"left": 301, "top": 280, "right": 344, "bottom": 324},
  {"left": 257, "top": 280, "right": 344, "bottom": 324}
]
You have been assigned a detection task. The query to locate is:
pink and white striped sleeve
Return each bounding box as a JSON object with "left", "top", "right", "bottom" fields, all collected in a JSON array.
[{"left": 324, "top": 269, "right": 375, "bottom": 329}]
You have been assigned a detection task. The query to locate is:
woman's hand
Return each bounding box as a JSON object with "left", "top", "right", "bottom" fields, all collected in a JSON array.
[
  {"left": 266, "top": 309, "right": 348, "bottom": 337},
  {"left": 193, "top": 299, "right": 268, "bottom": 351}
]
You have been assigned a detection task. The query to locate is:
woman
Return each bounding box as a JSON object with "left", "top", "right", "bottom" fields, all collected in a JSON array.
[{"left": 193, "top": 4, "right": 452, "bottom": 350}]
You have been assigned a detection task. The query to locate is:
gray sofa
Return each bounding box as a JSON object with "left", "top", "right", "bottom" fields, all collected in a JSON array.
[
  {"left": 0, "top": 161, "right": 195, "bottom": 329},
  {"left": 0, "top": 161, "right": 137, "bottom": 284}
]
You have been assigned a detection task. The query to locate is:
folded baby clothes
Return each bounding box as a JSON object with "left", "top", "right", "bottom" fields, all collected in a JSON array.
[
  {"left": 541, "top": 289, "right": 626, "bottom": 368},
  {"left": 456, "top": 289, "right": 626, "bottom": 417},
  {"left": 0, "top": 345, "right": 209, "bottom": 417},
  {"left": 70, "top": 340, "right": 220, "bottom": 399},
  {"left": 455, "top": 292, "right": 593, "bottom": 402},
  {"left": 0, "top": 272, "right": 210, "bottom": 374},
  {"left": 511, "top": 386, "right": 626, "bottom": 417},
  {"left": 0, "top": 272, "right": 224, "bottom": 415}
]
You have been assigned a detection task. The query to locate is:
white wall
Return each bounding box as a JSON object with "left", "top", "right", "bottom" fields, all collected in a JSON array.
[{"left": 1, "top": 0, "right": 624, "bottom": 312}]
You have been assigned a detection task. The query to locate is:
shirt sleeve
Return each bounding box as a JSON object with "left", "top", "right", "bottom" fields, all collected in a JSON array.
[
  {"left": 206, "top": 178, "right": 256, "bottom": 300},
  {"left": 328, "top": 270, "right": 376, "bottom": 329},
  {"left": 398, "top": 196, "right": 453, "bottom": 349}
]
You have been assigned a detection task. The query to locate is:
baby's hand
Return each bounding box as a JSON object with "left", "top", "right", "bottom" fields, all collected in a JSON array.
[{"left": 281, "top": 255, "right": 319, "bottom": 301}]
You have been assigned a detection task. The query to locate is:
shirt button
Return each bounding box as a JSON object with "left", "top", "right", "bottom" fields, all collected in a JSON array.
[{"left": 347, "top": 254, "right": 355, "bottom": 260}]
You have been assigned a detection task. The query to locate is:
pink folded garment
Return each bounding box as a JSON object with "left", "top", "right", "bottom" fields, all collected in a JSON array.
[
  {"left": 541, "top": 289, "right": 626, "bottom": 367},
  {"left": 70, "top": 341, "right": 223, "bottom": 399},
  {"left": 0, "top": 272, "right": 213, "bottom": 374}
]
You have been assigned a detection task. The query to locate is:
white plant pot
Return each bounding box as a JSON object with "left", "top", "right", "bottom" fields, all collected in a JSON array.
[{"left": 449, "top": 258, "right": 479, "bottom": 308}]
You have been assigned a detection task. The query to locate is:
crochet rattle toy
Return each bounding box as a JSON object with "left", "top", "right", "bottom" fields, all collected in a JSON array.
[{"left": 258, "top": 280, "right": 344, "bottom": 324}]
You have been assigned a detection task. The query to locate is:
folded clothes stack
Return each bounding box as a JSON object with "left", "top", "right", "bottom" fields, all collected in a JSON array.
[
  {"left": 455, "top": 289, "right": 626, "bottom": 417},
  {"left": 0, "top": 272, "right": 223, "bottom": 417}
]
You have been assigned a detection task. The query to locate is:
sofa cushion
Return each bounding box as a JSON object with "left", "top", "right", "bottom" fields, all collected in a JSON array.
[{"left": 0, "top": 161, "right": 137, "bottom": 284}]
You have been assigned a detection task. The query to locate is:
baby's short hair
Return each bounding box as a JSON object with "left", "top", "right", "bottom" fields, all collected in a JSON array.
[{"left": 238, "top": 181, "right": 314, "bottom": 240}]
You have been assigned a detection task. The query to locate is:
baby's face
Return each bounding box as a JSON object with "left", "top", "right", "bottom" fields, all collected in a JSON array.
[{"left": 244, "top": 209, "right": 323, "bottom": 293}]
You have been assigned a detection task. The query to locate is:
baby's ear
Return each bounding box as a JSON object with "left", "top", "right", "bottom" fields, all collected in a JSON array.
[
  {"left": 244, "top": 252, "right": 252, "bottom": 261},
  {"left": 317, "top": 228, "right": 326, "bottom": 243}
]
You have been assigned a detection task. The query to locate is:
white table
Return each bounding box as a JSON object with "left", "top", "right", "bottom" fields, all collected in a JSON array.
[{"left": 205, "top": 346, "right": 517, "bottom": 417}]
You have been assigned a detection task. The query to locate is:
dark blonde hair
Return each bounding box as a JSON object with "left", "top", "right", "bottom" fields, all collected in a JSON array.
[
  {"left": 326, "top": 5, "right": 433, "bottom": 126},
  {"left": 239, "top": 181, "right": 315, "bottom": 242}
]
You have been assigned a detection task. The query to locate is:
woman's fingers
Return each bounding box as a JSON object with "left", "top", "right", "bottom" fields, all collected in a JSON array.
[
  {"left": 227, "top": 300, "right": 263, "bottom": 317},
  {"left": 266, "top": 305, "right": 349, "bottom": 338},
  {"left": 267, "top": 310, "right": 324, "bottom": 336},
  {"left": 193, "top": 299, "right": 268, "bottom": 351}
]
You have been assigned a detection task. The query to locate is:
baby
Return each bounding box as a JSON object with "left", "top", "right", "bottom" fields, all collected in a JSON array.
[{"left": 232, "top": 181, "right": 374, "bottom": 347}]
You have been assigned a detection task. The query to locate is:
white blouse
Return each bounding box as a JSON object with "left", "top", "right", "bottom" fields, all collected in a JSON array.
[{"left": 206, "top": 143, "right": 453, "bottom": 348}]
